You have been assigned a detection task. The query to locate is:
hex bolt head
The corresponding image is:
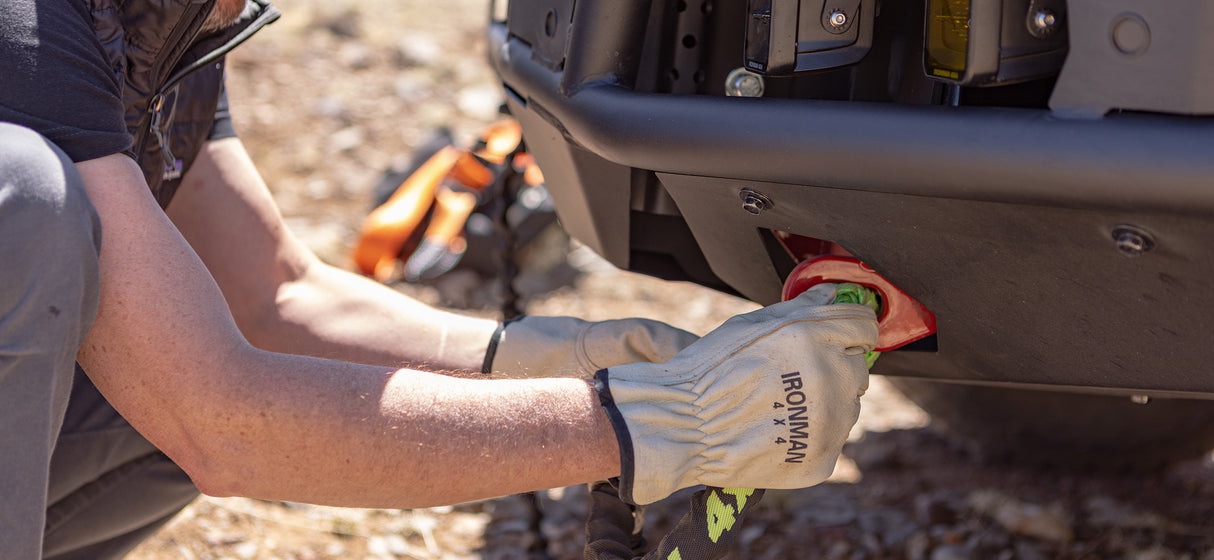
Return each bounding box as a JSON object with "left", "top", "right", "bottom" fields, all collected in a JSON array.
[
  {"left": 1033, "top": 10, "right": 1055, "bottom": 29},
  {"left": 725, "top": 67, "right": 765, "bottom": 97},
  {"left": 829, "top": 10, "right": 848, "bottom": 29},
  {"left": 1026, "top": 9, "right": 1060, "bottom": 38},
  {"left": 1131, "top": 394, "right": 1151, "bottom": 405},
  {"left": 739, "top": 188, "right": 773, "bottom": 215},
  {"left": 1112, "top": 225, "right": 1155, "bottom": 258},
  {"left": 822, "top": 8, "right": 852, "bottom": 34}
]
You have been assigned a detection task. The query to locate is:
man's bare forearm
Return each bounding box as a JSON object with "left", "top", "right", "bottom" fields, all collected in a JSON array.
[
  {"left": 168, "top": 139, "right": 498, "bottom": 373},
  {"left": 201, "top": 347, "right": 620, "bottom": 507},
  {"left": 261, "top": 261, "right": 499, "bottom": 373}
]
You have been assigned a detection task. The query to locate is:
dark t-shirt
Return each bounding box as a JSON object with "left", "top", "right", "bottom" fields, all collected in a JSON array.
[{"left": 0, "top": 0, "right": 235, "bottom": 164}]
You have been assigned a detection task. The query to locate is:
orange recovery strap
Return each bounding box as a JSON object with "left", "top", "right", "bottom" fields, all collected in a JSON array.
[{"left": 352, "top": 120, "right": 541, "bottom": 282}]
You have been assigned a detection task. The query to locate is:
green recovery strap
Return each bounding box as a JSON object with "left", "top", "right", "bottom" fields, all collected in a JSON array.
[
  {"left": 832, "top": 283, "right": 883, "bottom": 367},
  {"left": 582, "top": 284, "right": 881, "bottom": 560}
]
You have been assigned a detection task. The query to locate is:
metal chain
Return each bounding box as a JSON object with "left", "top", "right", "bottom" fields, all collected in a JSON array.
[
  {"left": 487, "top": 147, "right": 550, "bottom": 558},
  {"left": 489, "top": 151, "right": 524, "bottom": 321}
]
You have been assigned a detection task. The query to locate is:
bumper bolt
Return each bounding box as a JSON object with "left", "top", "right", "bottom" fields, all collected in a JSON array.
[
  {"left": 1111, "top": 13, "right": 1150, "bottom": 57},
  {"left": 725, "top": 67, "right": 765, "bottom": 97},
  {"left": 1130, "top": 394, "right": 1150, "bottom": 405},
  {"left": 1112, "top": 225, "right": 1155, "bottom": 258},
  {"left": 739, "top": 188, "right": 773, "bottom": 215},
  {"left": 828, "top": 10, "right": 848, "bottom": 29},
  {"left": 1028, "top": 9, "right": 1058, "bottom": 38}
]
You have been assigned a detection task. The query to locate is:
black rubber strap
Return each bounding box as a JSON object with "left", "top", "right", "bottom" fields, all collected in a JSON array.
[
  {"left": 594, "top": 369, "right": 637, "bottom": 504},
  {"left": 480, "top": 316, "right": 524, "bottom": 374}
]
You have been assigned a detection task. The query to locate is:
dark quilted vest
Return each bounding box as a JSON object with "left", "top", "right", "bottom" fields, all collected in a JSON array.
[{"left": 87, "top": 0, "right": 279, "bottom": 208}]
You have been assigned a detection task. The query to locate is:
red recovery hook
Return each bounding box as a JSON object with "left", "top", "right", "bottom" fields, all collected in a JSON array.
[{"left": 782, "top": 255, "right": 937, "bottom": 352}]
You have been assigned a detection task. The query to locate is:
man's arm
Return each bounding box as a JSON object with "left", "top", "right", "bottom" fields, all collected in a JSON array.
[
  {"left": 75, "top": 153, "right": 619, "bottom": 507},
  {"left": 165, "top": 137, "right": 497, "bottom": 372}
]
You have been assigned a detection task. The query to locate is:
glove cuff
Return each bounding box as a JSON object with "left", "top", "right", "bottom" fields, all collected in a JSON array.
[
  {"left": 594, "top": 369, "right": 638, "bottom": 504},
  {"left": 480, "top": 316, "right": 528, "bottom": 374},
  {"left": 480, "top": 322, "right": 506, "bottom": 374}
]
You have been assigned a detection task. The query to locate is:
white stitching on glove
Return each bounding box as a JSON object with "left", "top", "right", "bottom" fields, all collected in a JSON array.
[
  {"left": 595, "top": 284, "right": 879, "bottom": 505},
  {"left": 487, "top": 316, "right": 699, "bottom": 379}
]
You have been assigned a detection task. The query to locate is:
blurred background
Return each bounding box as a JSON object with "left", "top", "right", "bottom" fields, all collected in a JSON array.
[{"left": 128, "top": 0, "right": 1213, "bottom": 558}]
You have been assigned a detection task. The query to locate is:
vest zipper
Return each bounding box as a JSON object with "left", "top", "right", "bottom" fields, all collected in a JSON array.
[
  {"left": 149, "top": 92, "right": 179, "bottom": 173},
  {"left": 131, "top": 1, "right": 211, "bottom": 177}
]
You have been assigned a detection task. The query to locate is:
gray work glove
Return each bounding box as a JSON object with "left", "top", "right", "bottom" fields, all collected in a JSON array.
[
  {"left": 595, "top": 284, "right": 879, "bottom": 505},
  {"left": 483, "top": 316, "right": 699, "bottom": 378}
]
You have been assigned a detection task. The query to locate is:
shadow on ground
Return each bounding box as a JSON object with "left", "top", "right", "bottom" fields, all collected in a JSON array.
[{"left": 481, "top": 427, "right": 1214, "bottom": 560}]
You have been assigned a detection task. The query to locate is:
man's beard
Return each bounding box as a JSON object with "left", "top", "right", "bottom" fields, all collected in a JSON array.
[{"left": 200, "top": 0, "right": 248, "bottom": 33}]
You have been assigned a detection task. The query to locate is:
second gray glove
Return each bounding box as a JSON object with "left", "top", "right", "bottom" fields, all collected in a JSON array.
[{"left": 484, "top": 315, "right": 699, "bottom": 379}]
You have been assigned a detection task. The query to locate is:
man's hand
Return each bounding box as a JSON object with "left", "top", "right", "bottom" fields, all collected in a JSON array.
[
  {"left": 595, "top": 284, "right": 879, "bottom": 505},
  {"left": 485, "top": 316, "right": 699, "bottom": 378}
]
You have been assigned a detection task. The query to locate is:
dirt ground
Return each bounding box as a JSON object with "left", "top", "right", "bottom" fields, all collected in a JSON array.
[{"left": 129, "top": 0, "right": 1214, "bottom": 558}]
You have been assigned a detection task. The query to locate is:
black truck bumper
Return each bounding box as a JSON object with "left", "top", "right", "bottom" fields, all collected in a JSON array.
[{"left": 487, "top": 9, "right": 1214, "bottom": 399}]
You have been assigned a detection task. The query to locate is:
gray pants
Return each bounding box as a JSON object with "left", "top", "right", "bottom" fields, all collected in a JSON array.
[{"left": 0, "top": 123, "right": 200, "bottom": 559}]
